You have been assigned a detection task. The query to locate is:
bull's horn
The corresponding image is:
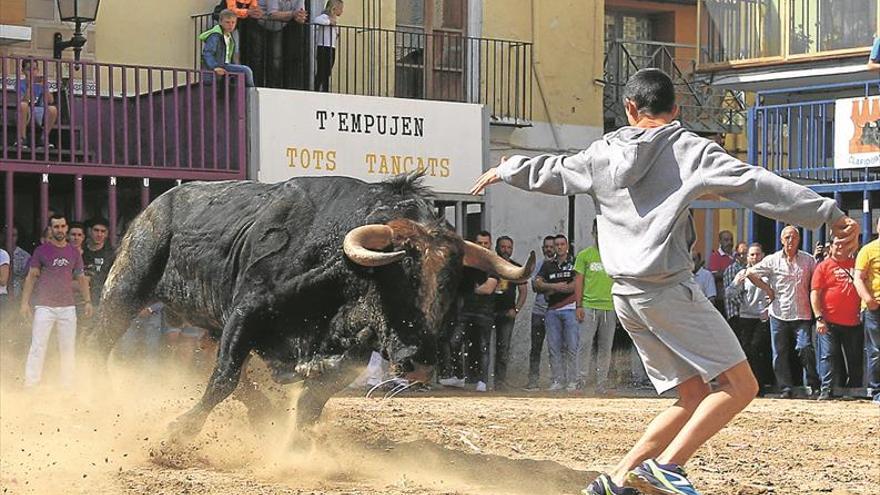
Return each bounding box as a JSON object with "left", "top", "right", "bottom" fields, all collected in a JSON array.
[
  {"left": 464, "top": 242, "right": 536, "bottom": 283},
  {"left": 344, "top": 224, "right": 407, "bottom": 267}
]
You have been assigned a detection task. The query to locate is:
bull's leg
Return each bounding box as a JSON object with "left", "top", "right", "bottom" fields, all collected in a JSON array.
[
  {"left": 168, "top": 312, "right": 254, "bottom": 442},
  {"left": 231, "top": 356, "right": 286, "bottom": 433},
  {"left": 290, "top": 360, "right": 362, "bottom": 449}
]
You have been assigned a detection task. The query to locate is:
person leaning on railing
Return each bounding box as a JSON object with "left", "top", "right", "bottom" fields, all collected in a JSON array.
[
  {"left": 199, "top": 9, "right": 255, "bottom": 87},
  {"left": 868, "top": 36, "right": 880, "bottom": 71},
  {"left": 258, "top": 0, "right": 308, "bottom": 88}
]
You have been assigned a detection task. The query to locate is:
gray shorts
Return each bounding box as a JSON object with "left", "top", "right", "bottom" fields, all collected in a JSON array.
[{"left": 613, "top": 278, "right": 747, "bottom": 394}]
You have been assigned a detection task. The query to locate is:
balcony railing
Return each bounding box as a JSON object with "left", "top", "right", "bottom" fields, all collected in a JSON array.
[
  {"left": 192, "top": 14, "right": 532, "bottom": 125},
  {"left": 603, "top": 39, "right": 746, "bottom": 134},
  {"left": 749, "top": 80, "right": 880, "bottom": 184},
  {"left": 699, "top": 0, "right": 878, "bottom": 69},
  {"left": 1, "top": 55, "right": 247, "bottom": 179}
]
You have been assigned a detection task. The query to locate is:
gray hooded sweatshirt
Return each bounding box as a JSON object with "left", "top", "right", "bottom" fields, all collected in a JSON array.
[{"left": 497, "top": 121, "right": 844, "bottom": 295}]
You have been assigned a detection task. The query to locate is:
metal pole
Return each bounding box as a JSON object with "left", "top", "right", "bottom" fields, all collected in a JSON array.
[
  {"left": 109, "top": 177, "right": 118, "bottom": 247},
  {"left": 141, "top": 178, "right": 151, "bottom": 210},
  {"left": 4, "top": 171, "right": 13, "bottom": 255},
  {"left": 864, "top": 189, "right": 872, "bottom": 247},
  {"left": 75, "top": 174, "right": 84, "bottom": 221},
  {"left": 40, "top": 174, "right": 49, "bottom": 231}
]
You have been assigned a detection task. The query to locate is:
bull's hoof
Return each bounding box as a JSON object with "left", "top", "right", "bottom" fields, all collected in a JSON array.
[{"left": 167, "top": 413, "right": 205, "bottom": 444}]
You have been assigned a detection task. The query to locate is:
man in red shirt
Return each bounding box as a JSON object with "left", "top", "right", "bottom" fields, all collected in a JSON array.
[{"left": 810, "top": 238, "right": 863, "bottom": 400}]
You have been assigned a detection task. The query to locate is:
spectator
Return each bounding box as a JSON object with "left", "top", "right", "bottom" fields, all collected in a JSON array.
[
  {"left": 313, "top": 0, "right": 344, "bottom": 92},
  {"left": 68, "top": 222, "right": 85, "bottom": 254},
  {"left": 811, "top": 238, "right": 863, "bottom": 400},
  {"left": 708, "top": 231, "right": 736, "bottom": 310},
  {"left": 200, "top": 9, "right": 256, "bottom": 87},
  {"left": 15, "top": 59, "right": 58, "bottom": 150},
  {"left": 722, "top": 242, "right": 748, "bottom": 321},
  {"left": 574, "top": 219, "right": 617, "bottom": 394},
  {"left": 439, "top": 231, "right": 497, "bottom": 392},
  {"left": 3, "top": 225, "right": 30, "bottom": 300},
  {"left": 692, "top": 251, "right": 717, "bottom": 303},
  {"left": 492, "top": 235, "right": 526, "bottom": 391},
  {"left": 748, "top": 225, "right": 820, "bottom": 398},
  {"left": 868, "top": 35, "right": 880, "bottom": 71},
  {"left": 813, "top": 240, "right": 827, "bottom": 263},
  {"left": 525, "top": 235, "right": 556, "bottom": 391},
  {"left": 83, "top": 218, "right": 116, "bottom": 308},
  {"left": 19, "top": 214, "right": 91, "bottom": 389},
  {"left": 258, "top": 0, "right": 308, "bottom": 88},
  {"left": 224, "top": 0, "right": 264, "bottom": 84},
  {"left": 535, "top": 234, "right": 579, "bottom": 391},
  {"left": 0, "top": 248, "right": 9, "bottom": 318},
  {"left": 727, "top": 243, "right": 772, "bottom": 393},
  {"left": 854, "top": 217, "right": 880, "bottom": 404}
]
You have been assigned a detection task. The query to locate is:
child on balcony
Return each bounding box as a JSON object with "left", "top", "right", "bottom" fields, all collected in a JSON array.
[
  {"left": 199, "top": 9, "right": 256, "bottom": 87},
  {"left": 313, "top": 0, "right": 343, "bottom": 92}
]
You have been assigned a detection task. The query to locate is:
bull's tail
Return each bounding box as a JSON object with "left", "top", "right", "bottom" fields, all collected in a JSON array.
[{"left": 88, "top": 196, "right": 172, "bottom": 356}]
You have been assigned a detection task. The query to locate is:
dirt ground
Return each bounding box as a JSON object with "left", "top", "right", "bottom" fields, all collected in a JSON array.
[{"left": 1, "top": 344, "right": 877, "bottom": 495}]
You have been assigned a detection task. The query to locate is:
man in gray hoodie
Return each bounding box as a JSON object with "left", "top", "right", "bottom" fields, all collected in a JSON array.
[{"left": 470, "top": 69, "right": 860, "bottom": 495}]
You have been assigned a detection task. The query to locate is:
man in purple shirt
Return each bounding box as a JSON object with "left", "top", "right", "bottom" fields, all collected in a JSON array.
[{"left": 19, "top": 214, "right": 91, "bottom": 388}]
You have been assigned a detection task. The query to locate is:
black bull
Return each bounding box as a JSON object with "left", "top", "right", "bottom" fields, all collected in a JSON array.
[{"left": 90, "top": 174, "right": 534, "bottom": 442}]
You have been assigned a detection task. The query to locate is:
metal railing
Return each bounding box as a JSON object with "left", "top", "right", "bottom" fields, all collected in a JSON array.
[
  {"left": 192, "top": 13, "right": 532, "bottom": 125},
  {"left": 699, "top": 0, "right": 877, "bottom": 67},
  {"left": 0, "top": 55, "right": 247, "bottom": 179},
  {"left": 749, "top": 80, "right": 880, "bottom": 184},
  {"left": 603, "top": 39, "right": 745, "bottom": 134}
]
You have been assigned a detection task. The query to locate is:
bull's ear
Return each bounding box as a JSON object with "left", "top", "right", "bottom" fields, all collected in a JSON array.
[
  {"left": 344, "top": 225, "right": 406, "bottom": 267},
  {"left": 464, "top": 243, "right": 536, "bottom": 283}
]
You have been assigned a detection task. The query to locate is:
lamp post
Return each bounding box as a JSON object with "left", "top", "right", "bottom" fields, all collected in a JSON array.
[{"left": 53, "top": 0, "right": 101, "bottom": 60}]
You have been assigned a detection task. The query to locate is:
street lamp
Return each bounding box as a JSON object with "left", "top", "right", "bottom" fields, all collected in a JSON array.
[{"left": 53, "top": 0, "right": 101, "bottom": 60}]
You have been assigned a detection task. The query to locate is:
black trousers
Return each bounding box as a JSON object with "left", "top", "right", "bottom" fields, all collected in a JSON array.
[{"left": 314, "top": 46, "right": 335, "bottom": 92}]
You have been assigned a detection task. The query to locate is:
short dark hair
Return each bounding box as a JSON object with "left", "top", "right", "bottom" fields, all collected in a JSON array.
[
  {"left": 496, "top": 235, "right": 512, "bottom": 247},
  {"left": 542, "top": 235, "right": 555, "bottom": 243},
  {"left": 88, "top": 217, "right": 110, "bottom": 229},
  {"left": 622, "top": 68, "right": 676, "bottom": 116},
  {"left": 48, "top": 213, "right": 67, "bottom": 225},
  {"left": 554, "top": 234, "right": 568, "bottom": 242},
  {"left": 476, "top": 230, "right": 491, "bottom": 239},
  {"left": 68, "top": 221, "right": 86, "bottom": 233}
]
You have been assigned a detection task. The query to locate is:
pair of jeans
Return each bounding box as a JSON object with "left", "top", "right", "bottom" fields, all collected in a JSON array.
[
  {"left": 544, "top": 308, "right": 580, "bottom": 385},
  {"left": 441, "top": 312, "right": 493, "bottom": 383},
  {"left": 769, "top": 317, "right": 819, "bottom": 390},
  {"left": 732, "top": 316, "right": 773, "bottom": 388},
  {"left": 528, "top": 312, "right": 546, "bottom": 384},
  {"left": 24, "top": 306, "right": 77, "bottom": 388},
  {"left": 864, "top": 309, "right": 880, "bottom": 394},
  {"left": 493, "top": 312, "right": 515, "bottom": 387},
  {"left": 816, "top": 322, "right": 863, "bottom": 391},
  {"left": 202, "top": 64, "right": 256, "bottom": 88},
  {"left": 578, "top": 308, "right": 617, "bottom": 388}
]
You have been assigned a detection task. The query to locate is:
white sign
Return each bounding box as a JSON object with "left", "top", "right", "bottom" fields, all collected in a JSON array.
[
  {"left": 250, "top": 88, "right": 488, "bottom": 194},
  {"left": 834, "top": 95, "right": 880, "bottom": 169}
]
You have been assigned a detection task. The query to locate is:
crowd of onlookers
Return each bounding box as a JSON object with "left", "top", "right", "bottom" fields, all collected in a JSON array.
[
  {"left": 199, "top": 0, "right": 343, "bottom": 91},
  {"left": 0, "top": 214, "right": 212, "bottom": 390},
  {"left": 3, "top": 213, "right": 879, "bottom": 403}
]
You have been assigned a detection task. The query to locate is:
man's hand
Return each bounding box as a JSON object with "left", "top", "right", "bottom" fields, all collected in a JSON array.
[
  {"left": 765, "top": 287, "right": 776, "bottom": 304},
  {"left": 19, "top": 304, "right": 31, "bottom": 321},
  {"left": 214, "top": 67, "right": 228, "bottom": 76},
  {"left": 470, "top": 167, "right": 502, "bottom": 195},
  {"left": 733, "top": 269, "right": 748, "bottom": 286},
  {"left": 867, "top": 299, "right": 880, "bottom": 311},
  {"left": 816, "top": 320, "right": 828, "bottom": 335},
  {"left": 83, "top": 302, "right": 93, "bottom": 319},
  {"left": 830, "top": 216, "right": 860, "bottom": 255},
  {"left": 506, "top": 308, "right": 517, "bottom": 319},
  {"left": 248, "top": 5, "right": 264, "bottom": 19},
  {"left": 294, "top": 8, "right": 308, "bottom": 23},
  {"left": 575, "top": 307, "right": 585, "bottom": 322}
]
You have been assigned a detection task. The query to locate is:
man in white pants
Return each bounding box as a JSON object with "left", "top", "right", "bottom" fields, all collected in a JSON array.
[{"left": 19, "top": 214, "right": 92, "bottom": 388}]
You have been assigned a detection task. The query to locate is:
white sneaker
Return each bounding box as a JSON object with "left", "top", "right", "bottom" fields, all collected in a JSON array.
[
  {"left": 548, "top": 381, "right": 564, "bottom": 391},
  {"left": 475, "top": 381, "right": 487, "bottom": 392},
  {"left": 565, "top": 382, "right": 578, "bottom": 392},
  {"left": 439, "top": 376, "right": 466, "bottom": 388}
]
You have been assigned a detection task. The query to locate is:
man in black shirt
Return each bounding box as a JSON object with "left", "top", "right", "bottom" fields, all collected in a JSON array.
[
  {"left": 83, "top": 218, "right": 115, "bottom": 307},
  {"left": 535, "top": 234, "right": 578, "bottom": 391},
  {"left": 439, "top": 231, "right": 498, "bottom": 391},
  {"left": 493, "top": 236, "right": 527, "bottom": 391}
]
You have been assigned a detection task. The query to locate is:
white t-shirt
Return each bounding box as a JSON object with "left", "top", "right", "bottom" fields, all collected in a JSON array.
[
  {"left": 0, "top": 248, "right": 9, "bottom": 295},
  {"left": 694, "top": 267, "right": 716, "bottom": 299}
]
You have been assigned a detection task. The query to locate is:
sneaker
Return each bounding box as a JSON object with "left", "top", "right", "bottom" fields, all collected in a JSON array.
[
  {"left": 475, "top": 381, "right": 487, "bottom": 392},
  {"left": 439, "top": 376, "right": 466, "bottom": 388},
  {"left": 872, "top": 392, "right": 880, "bottom": 405},
  {"left": 778, "top": 387, "right": 792, "bottom": 399},
  {"left": 583, "top": 473, "right": 639, "bottom": 495},
  {"left": 548, "top": 381, "right": 564, "bottom": 392},
  {"left": 11, "top": 140, "right": 29, "bottom": 150},
  {"left": 566, "top": 382, "right": 578, "bottom": 392},
  {"left": 625, "top": 459, "right": 702, "bottom": 495},
  {"left": 817, "top": 389, "right": 832, "bottom": 401}
]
